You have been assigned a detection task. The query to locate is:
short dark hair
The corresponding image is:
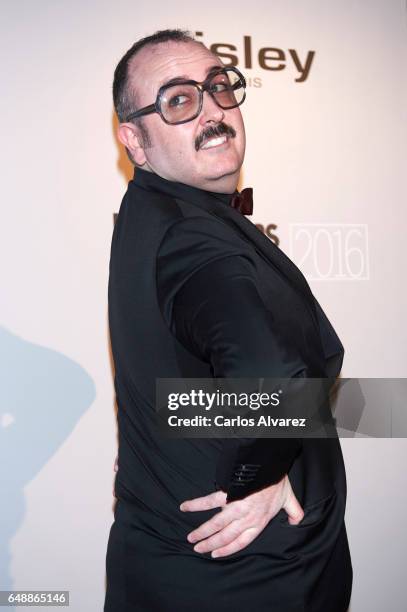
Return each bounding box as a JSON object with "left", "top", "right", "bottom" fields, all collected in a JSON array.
[{"left": 113, "top": 29, "right": 197, "bottom": 123}]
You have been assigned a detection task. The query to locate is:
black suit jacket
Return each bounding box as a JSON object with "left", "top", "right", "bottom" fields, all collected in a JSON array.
[
  {"left": 106, "top": 168, "right": 352, "bottom": 612},
  {"left": 109, "top": 167, "right": 346, "bottom": 509}
]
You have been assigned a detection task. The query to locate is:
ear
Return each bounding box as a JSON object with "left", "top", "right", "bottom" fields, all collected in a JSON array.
[{"left": 117, "top": 122, "right": 147, "bottom": 166}]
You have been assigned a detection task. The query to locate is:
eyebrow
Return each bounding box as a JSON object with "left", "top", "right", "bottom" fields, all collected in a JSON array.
[{"left": 159, "top": 64, "right": 223, "bottom": 89}]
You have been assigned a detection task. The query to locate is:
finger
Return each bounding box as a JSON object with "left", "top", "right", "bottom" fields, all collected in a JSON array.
[
  {"left": 211, "top": 527, "right": 259, "bottom": 558},
  {"left": 193, "top": 519, "right": 243, "bottom": 554},
  {"left": 180, "top": 490, "right": 226, "bottom": 513},
  {"left": 284, "top": 490, "right": 304, "bottom": 525},
  {"left": 187, "top": 508, "right": 236, "bottom": 544}
]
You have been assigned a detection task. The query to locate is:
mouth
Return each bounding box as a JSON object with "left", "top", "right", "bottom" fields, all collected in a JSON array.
[
  {"left": 200, "top": 135, "right": 228, "bottom": 150},
  {"left": 195, "top": 122, "right": 236, "bottom": 152}
]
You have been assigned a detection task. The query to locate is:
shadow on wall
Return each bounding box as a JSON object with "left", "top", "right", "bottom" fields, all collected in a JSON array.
[{"left": 0, "top": 326, "right": 96, "bottom": 603}]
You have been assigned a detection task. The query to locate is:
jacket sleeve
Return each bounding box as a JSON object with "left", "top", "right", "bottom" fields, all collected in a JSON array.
[{"left": 156, "top": 216, "right": 306, "bottom": 501}]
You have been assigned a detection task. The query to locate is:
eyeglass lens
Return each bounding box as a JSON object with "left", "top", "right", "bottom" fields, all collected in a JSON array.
[{"left": 160, "top": 69, "right": 245, "bottom": 124}]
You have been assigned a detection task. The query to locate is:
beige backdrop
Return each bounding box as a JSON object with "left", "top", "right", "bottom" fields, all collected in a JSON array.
[{"left": 1, "top": 1, "right": 406, "bottom": 610}]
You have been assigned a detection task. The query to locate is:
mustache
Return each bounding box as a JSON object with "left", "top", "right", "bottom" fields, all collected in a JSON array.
[{"left": 195, "top": 123, "right": 236, "bottom": 152}]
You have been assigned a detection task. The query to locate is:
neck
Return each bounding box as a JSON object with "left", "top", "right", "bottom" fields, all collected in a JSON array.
[
  {"left": 136, "top": 162, "right": 240, "bottom": 195},
  {"left": 201, "top": 171, "right": 240, "bottom": 194}
]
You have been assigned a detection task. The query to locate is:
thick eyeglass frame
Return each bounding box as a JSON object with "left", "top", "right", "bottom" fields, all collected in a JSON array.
[{"left": 125, "top": 66, "right": 246, "bottom": 125}]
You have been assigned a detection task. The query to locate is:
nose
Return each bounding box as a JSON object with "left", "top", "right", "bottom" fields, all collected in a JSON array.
[{"left": 198, "top": 91, "right": 225, "bottom": 126}]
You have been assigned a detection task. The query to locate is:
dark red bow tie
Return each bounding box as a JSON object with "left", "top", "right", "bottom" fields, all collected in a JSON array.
[{"left": 230, "top": 187, "right": 253, "bottom": 216}]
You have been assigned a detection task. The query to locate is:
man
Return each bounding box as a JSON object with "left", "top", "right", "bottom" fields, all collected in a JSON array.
[{"left": 105, "top": 29, "right": 352, "bottom": 611}]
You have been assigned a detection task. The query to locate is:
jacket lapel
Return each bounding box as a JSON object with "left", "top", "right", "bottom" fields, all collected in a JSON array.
[
  {"left": 179, "top": 192, "right": 318, "bottom": 322},
  {"left": 132, "top": 168, "right": 317, "bottom": 321}
]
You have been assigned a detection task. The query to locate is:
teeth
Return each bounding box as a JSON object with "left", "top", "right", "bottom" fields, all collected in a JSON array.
[{"left": 200, "top": 136, "right": 227, "bottom": 150}]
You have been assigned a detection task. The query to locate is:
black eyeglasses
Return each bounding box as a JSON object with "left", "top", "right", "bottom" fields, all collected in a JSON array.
[{"left": 125, "top": 66, "right": 246, "bottom": 126}]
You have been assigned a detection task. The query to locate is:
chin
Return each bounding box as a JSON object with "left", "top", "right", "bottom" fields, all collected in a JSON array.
[
  {"left": 206, "top": 151, "right": 241, "bottom": 170},
  {"left": 206, "top": 162, "right": 241, "bottom": 183},
  {"left": 203, "top": 169, "right": 240, "bottom": 193}
]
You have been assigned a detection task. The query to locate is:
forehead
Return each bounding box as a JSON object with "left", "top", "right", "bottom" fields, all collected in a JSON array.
[{"left": 129, "top": 41, "right": 224, "bottom": 102}]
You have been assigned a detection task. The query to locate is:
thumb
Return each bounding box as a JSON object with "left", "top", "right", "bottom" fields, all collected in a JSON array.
[{"left": 283, "top": 483, "right": 305, "bottom": 526}]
